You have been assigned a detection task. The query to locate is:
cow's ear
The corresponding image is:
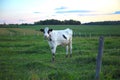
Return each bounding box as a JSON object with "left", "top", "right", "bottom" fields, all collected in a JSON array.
[
  {"left": 49, "top": 29, "right": 53, "bottom": 32},
  {"left": 40, "top": 29, "right": 44, "bottom": 32}
]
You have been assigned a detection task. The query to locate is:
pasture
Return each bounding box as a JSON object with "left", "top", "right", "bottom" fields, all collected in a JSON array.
[{"left": 0, "top": 25, "right": 120, "bottom": 80}]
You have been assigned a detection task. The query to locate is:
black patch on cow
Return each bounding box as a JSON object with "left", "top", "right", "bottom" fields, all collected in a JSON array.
[
  {"left": 48, "top": 29, "right": 53, "bottom": 34},
  {"left": 49, "top": 38, "right": 52, "bottom": 41},
  {"left": 63, "top": 35, "right": 67, "bottom": 40},
  {"left": 40, "top": 29, "right": 44, "bottom": 33},
  {"left": 51, "top": 46, "right": 54, "bottom": 49}
]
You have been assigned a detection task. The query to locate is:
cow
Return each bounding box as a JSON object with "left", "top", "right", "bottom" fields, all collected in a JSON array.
[{"left": 40, "top": 27, "right": 73, "bottom": 62}]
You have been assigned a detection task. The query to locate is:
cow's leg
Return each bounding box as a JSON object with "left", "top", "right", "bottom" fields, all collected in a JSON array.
[
  {"left": 51, "top": 45, "right": 57, "bottom": 62},
  {"left": 52, "top": 53, "right": 55, "bottom": 62},
  {"left": 66, "top": 45, "right": 69, "bottom": 58},
  {"left": 70, "top": 41, "right": 72, "bottom": 57}
]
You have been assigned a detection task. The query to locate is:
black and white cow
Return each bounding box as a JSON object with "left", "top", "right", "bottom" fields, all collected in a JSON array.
[{"left": 40, "top": 27, "right": 73, "bottom": 62}]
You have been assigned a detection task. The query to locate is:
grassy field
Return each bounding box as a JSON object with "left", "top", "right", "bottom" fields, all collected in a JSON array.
[
  {"left": 20, "top": 25, "right": 120, "bottom": 36},
  {"left": 0, "top": 25, "right": 120, "bottom": 80}
]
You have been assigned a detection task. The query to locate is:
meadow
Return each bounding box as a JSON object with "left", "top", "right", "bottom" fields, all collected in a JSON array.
[{"left": 0, "top": 25, "right": 120, "bottom": 80}]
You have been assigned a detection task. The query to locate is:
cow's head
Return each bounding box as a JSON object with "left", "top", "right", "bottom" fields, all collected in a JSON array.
[{"left": 40, "top": 27, "right": 53, "bottom": 39}]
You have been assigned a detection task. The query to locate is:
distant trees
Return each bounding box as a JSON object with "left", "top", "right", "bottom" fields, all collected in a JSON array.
[
  {"left": 63, "top": 20, "right": 81, "bottom": 25},
  {"left": 0, "top": 23, "right": 33, "bottom": 28},
  {"left": 0, "top": 23, "right": 19, "bottom": 28},
  {"left": 34, "top": 19, "right": 81, "bottom": 25},
  {"left": 1, "top": 20, "right": 120, "bottom": 28},
  {"left": 84, "top": 21, "right": 120, "bottom": 25}
]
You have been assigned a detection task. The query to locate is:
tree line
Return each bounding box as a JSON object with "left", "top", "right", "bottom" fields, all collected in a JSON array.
[
  {"left": 83, "top": 21, "right": 120, "bottom": 25},
  {"left": 34, "top": 19, "right": 81, "bottom": 25},
  {"left": 1, "top": 20, "right": 120, "bottom": 28}
]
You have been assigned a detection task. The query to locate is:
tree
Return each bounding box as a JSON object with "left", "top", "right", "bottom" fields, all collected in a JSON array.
[
  {"left": 34, "top": 19, "right": 81, "bottom": 25},
  {"left": 83, "top": 21, "right": 120, "bottom": 25}
]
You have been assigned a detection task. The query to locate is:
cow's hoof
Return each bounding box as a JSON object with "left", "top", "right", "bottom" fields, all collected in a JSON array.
[
  {"left": 52, "top": 58, "right": 55, "bottom": 63},
  {"left": 70, "top": 54, "right": 72, "bottom": 57},
  {"left": 66, "top": 55, "right": 68, "bottom": 58}
]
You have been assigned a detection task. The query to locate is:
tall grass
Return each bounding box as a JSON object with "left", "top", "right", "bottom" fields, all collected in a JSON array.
[{"left": 0, "top": 25, "right": 120, "bottom": 80}]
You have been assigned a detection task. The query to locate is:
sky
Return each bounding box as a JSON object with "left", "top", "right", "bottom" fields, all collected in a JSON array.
[{"left": 0, "top": 0, "right": 120, "bottom": 24}]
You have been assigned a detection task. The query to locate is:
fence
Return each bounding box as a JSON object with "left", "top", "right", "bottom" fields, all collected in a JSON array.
[
  {"left": 0, "top": 33, "right": 120, "bottom": 79},
  {"left": 2, "top": 32, "right": 120, "bottom": 38},
  {"left": 73, "top": 32, "right": 120, "bottom": 38}
]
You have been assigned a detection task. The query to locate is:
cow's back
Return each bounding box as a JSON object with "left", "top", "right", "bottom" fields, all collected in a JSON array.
[
  {"left": 56, "top": 28, "right": 72, "bottom": 39},
  {"left": 65, "top": 28, "right": 73, "bottom": 37},
  {"left": 50, "top": 28, "right": 72, "bottom": 45}
]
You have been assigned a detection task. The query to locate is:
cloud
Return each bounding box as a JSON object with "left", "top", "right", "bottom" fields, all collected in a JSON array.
[
  {"left": 77, "top": 12, "right": 115, "bottom": 17},
  {"left": 79, "top": 13, "right": 114, "bottom": 17},
  {"left": 55, "top": 6, "right": 67, "bottom": 10},
  {"left": 33, "top": 12, "right": 41, "bottom": 14},
  {"left": 114, "top": 11, "right": 120, "bottom": 14},
  {"left": 56, "top": 10, "right": 91, "bottom": 13},
  {"left": 19, "top": 19, "right": 26, "bottom": 22}
]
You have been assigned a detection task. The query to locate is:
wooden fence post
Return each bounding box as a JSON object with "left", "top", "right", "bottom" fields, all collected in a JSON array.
[
  {"left": 89, "top": 33, "right": 91, "bottom": 39},
  {"left": 95, "top": 36, "right": 104, "bottom": 80},
  {"left": 79, "top": 32, "right": 81, "bottom": 37},
  {"left": 24, "top": 32, "right": 26, "bottom": 36},
  {"left": 10, "top": 32, "right": 12, "bottom": 37}
]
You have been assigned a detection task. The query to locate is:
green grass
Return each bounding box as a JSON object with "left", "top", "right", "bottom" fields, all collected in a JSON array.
[
  {"left": 19, "top": 25, "right": 120, "bottom": 36},
  {"left": 0, "top": 25, "right": 120, "bottom": 80}
]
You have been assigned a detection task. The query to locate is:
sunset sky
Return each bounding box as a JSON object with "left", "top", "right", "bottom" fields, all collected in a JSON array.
[{"left": 0, "top": 0, "right": 120, "bottom": 24}]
